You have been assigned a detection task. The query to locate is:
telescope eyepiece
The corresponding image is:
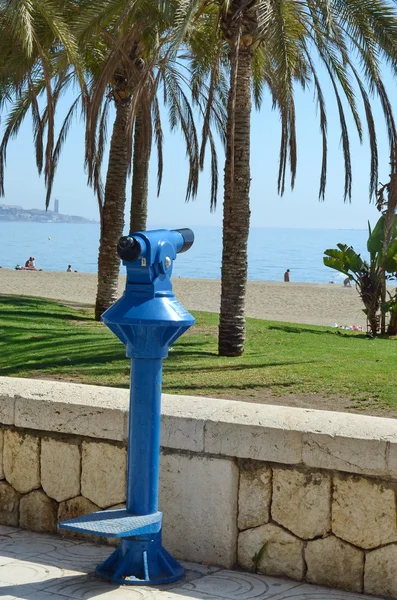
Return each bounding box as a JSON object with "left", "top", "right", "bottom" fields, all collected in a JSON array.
[
  {"left": 174, "top": 228, "right": 194, "bottom": 253},
  {"left": 117, "top": 236, "right": 142, "bottom": 262}
]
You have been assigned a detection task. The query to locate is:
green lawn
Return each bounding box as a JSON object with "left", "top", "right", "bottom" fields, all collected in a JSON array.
[{"left": 1, "top": 295, "right": 397, "bottom": 412}]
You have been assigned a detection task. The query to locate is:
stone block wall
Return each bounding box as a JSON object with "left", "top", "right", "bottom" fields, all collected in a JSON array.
[
  {"left": 237, "top": 462, "right": 397, "bottom": 597},
  {"left": 0, "top": 430, "right": 127, "bottom": 532},
  {"left": 1, "top": 377, "right": 397, "bottom": 597}
]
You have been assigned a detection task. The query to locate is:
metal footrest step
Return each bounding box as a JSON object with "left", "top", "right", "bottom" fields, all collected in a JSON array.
[{"left": 58, "top": 509, "right": 162, "bottom": 538}]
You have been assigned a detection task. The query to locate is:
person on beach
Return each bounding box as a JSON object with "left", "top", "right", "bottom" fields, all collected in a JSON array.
[
  {"left": 284, "top": 269, "right": 290, "bottom": 282},
  {"left": 21, "top": 257, "right": 38, "bottom": 271},
  {"left": 344, "top": 276, "right": 352, "bottom": 287},
  {"left": 67, "top": 265, "right": 72, "bottom": 272}
]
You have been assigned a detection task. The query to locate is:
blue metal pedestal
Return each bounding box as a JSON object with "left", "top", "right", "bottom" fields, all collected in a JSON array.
[
  {"left": 96, "top": 533, "right": 184, "bottom": 585},
  {"left": 58, "top": 229, "right": 195, "bottom": 586}
]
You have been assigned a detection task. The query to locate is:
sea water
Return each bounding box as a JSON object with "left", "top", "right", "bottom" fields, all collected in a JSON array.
[{"left": 0, "top": 221, "right": 369, "bottom": 283}]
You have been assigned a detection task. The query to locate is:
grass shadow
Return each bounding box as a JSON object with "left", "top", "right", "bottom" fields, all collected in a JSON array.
[{"left": 267, "top": 324, "right": 366, "bottom": 338}]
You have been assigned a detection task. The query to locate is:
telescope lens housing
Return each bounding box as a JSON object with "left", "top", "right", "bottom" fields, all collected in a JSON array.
[
  {"left": 174, "top": 228, "right": 194, "bottom": 253},
  {"left": 117, "top": 236, "right": 142, "bottom": 262}
]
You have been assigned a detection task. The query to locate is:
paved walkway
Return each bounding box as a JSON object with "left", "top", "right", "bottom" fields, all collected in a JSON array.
[{"left": 0, "top": 526, "right": 379, "bottom": 600}]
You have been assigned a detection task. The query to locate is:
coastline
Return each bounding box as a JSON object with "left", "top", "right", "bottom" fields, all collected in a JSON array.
[{"left": 0, "top": 269, "right": 366, "bottom": 327}]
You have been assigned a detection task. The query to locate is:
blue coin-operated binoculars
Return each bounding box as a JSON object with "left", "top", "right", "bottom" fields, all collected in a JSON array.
[{"left": 59, "top": 228, "right": 195, "bottom": 585}]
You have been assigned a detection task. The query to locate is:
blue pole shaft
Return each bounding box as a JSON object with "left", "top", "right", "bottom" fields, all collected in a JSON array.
[{"left": 127, "top": 358, "right": 162, "bottom": 515}]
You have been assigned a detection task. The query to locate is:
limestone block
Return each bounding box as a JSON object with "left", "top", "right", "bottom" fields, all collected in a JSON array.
[
  {"left": 58, "top": 495, "right": 101, "bottom": 543},
  {"left": 305, "top": 536, "right": 364, "bottom": 592},
  {"left": 81, "top": 441, "right": 126, "bottom": 508},
  {"left": 238, "top": 463, "right": 271, "bottom": 530},
  {"left": 272, "top": 468, "right": 331, "bottom": 539},
  {"left": 3, "top": 430, "right": 40, "bottom": 494},
  {"left": 41, "top": 438, "right": 80, "bottom": 502},
  {"left": 20, "top": 490, "right": 57, "bottom": 533},
  {"left": 58, "top": 495, "right": 100, "bottom": 522},
  {"left": 0, "top": 481, "right": 20, "bottom": 526},
  {"left": 365, "top": 544, "right": 397, "bottom": 597},
  {"left": 0, "top": 429, "right": 4, "bottom": 479},
  {"left": 204, "top": 403, "right": 302, "bottom": 464},
  {"left": 332, "top": 475, "right": 397, "bottom": 549},
  {"left": 238, "top": 523, "right": 304, "bottom": 581},
  {"left": 159, "top": 453, "right": 238, "bottom": 568}
]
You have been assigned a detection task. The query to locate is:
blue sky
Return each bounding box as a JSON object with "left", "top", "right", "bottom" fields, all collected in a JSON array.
[{"left": 1, "top": 64, "right": 394, "bottom": 230}]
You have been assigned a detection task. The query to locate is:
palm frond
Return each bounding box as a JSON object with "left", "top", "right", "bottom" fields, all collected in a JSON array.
[
  {"left": 152, "top": 96, "right": 164, "bottom": 196},
  {"left": 0, "top": 92, "right": 32, "bottom": 196}
]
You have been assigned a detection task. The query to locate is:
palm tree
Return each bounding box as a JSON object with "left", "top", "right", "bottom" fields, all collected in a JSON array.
[
  {"left": 0, "top": 1, "right": 83, "bottom": 207},
  {"left": 0, "top": 2, "right": 224, "bottom": 321},
  {"left": 183, "top": 0, "right": 397, "bottom": 356},
  {"left": 72, "top": 7, "right": 173, "bottom": 318},
  {"left": 85, "top": 24, "right": 224, "bottom": 318}
]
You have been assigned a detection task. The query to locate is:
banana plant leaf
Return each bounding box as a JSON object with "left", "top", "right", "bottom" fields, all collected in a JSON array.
[
  {"left": 367, "top": 216, "right": 384, "bottom": 256},
  {"left": 324, "top": 244, "right": 364, "bottom": 281},
  {"left": 368, "top": 215, "right": 397, "bottom": 262},
  {"left": 323, "top": 256, "right": 350, "bottom": 276}
]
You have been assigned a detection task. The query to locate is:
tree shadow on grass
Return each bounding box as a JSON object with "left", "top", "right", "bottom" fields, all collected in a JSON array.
[
  {"left": 0, "top": 334, "right": 123, "bottom": 357},
  {"left": 0, "top": 309, "right": 90, "bottom": 322},
  {"left": 164, "top": 381, "right": 297, "bottom": 392},
  {"left": 0, "top": 350, "right": 127, "bottom": 376},
  {"left": 169, "top": 350, "right": 217, "bottom": 358},
  {"left": 165, "top": 359, "right": 318, "bottom": 373},
  {"left": 267, "top": 324, "right": 366, "bottom": 338},
  {"left": 0, "top": 332, "right": 126, "bottom": 376},
  {"left": 0, "top": 296, "right": 92, "bottom": 322}
]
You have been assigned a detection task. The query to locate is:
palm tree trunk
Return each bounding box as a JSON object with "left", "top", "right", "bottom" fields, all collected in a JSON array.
[
  {"left": 387, "top": 308, "right": 397, "bottom": 335},
  {"left": 380, "top": 282, "right": 386, "bottom": 334},
  {"left": 381, "top": 203, "right": 394, "bottom": 334},
  {"left": 130, "top": 108, "right": 151, "bottom": 232},
  {"left": 385, "top": 169, "right": 397, "bottom": 334},
  {"left": 218, "top": 48, "right": 252, "bottom": 356},
  {"left": 95, "top": 99, "right": 131, "bottom": 320}
]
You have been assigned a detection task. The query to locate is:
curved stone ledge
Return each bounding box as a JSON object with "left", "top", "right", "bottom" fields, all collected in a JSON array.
[
  {"left": 0, "top": 378, "right": 129, "bottom": 442},
  {"left": 1, "top": 377, "right": 397, "bottom": 478}
]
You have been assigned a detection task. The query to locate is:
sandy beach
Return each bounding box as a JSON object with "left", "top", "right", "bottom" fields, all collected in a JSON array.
[{"left": 0, "top": 269, "right": 366, "bottom": 327}]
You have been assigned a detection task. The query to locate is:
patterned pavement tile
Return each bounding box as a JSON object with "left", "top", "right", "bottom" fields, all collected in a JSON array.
[
  {"left": 180, "top": 562, "right": 222, "bottom": 576},
  {"left": 0, "top": 531, "right": 386, "bottom": 600},
  {"left": 39, "top": 542, "right": 113, "bottom": 572},
  {"left": 169, "top": 570, "right": 302, "bottom": 599},
  {"left": 0, "top": 555, "right": 17, "bottom": 567},
  {"left": 0, "top": 559, "right": 65, "bottom": 585},
  {"left": 267, "top": 583, "right": 383, "bottom": 600},
  {"left": 0, "top": 585, "right": 39, "bottom": 600},
  {"left": 0, "top": 525, "right": 20, "bottom": 536},
  {"left": 0, "top": 537, "right": 76, "bottom": 560},
  {"left": 0, "top": 529, "right": 80, "bottom": 565},
  {"left": 13, "top": 593, "right": 77, "bottom": 600},
  {"left": 41, "top": 573, "right": 160, "bottom": 599}
]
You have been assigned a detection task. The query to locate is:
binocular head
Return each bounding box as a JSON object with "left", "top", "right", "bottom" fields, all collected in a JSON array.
[{"left": 117, "top": 228, "right": 194, "bottom": 263}]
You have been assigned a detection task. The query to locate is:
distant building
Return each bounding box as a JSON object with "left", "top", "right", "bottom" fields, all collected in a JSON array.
[{"left": 54, "top": 199, "right": 59, "bottom": 214}]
